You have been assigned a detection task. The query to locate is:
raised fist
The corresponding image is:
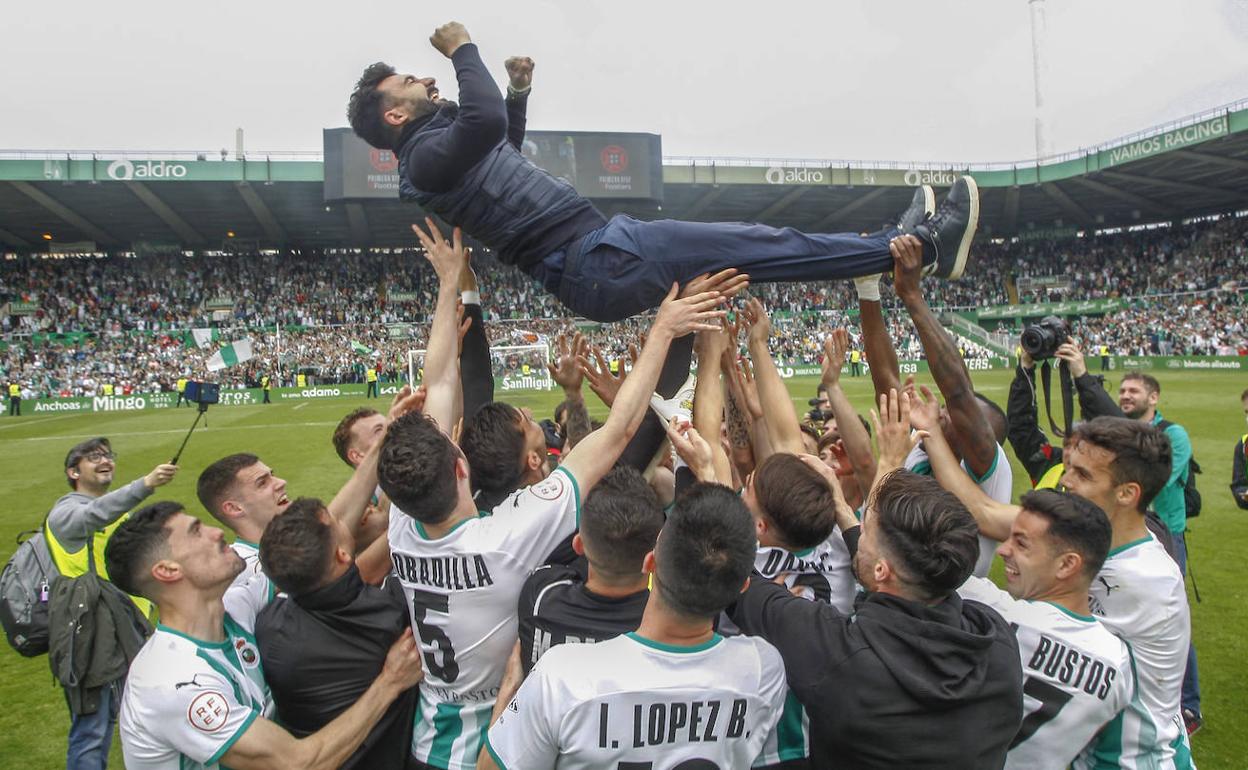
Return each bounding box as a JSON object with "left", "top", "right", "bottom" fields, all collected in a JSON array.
[
  {"left": 504, "top": 56, "right": 534, "bottom": 91},
  {"left": 430, "top": 22, "right": 471, "bottom": 58}
]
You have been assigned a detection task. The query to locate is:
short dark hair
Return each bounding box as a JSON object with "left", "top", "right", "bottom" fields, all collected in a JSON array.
[
  {"left": 580, "top": 467, "right": 664, "bottom": 579},
  {"left": 64, "top": 437, "right": 111, "bottom": 489},
  {"left": 1121, "top": 371, "right": 1161, "bottom": 396},
  {"left": 1239, "top": 387, "right": 1248, "bottom": 402},
  {"left": 378, "top": 413, "right": 459, "bottom": 524},
  {"left": 260, "top": 498, "right": 334, "bottom": 598},
  {"left": 460, "top": 402, "right": 527, "bottom": 504},
  {"left": 1072, "top": 417, "right": 1172, "bottom": 512},
  {"left": 553, "top": 401, "right": 569, "bottom": 425},
  {"left": 870, "top": 470, "right": 980, "bottom": 601},
  {"left": 333, "top": 407, "right": 380, "bottom": 467},
  {"left": 1019, "top": 490, "right": 1112, "bottom": 580},
  {"left": 105, "top": 501, "right": 184, "bottom": 598},
  {"left": 347, "top": 62, "right": 400, "bottom": 150},
  {"left": 753, "top": 454, "right": 836, "bottom": 549},
  {"left": 196, "top": 453, "right": 259, "bottom": 521},
  {"left": 975, "top": 392, "right": 1008, "bottom": 444},
  {"left": 655, "top": 483, "right": 756, "bottom": 619}
]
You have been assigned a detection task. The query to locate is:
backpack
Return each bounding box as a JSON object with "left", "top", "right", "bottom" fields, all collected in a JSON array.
[
  {"left": 1158, "top": 419, "right": 1201, "bottom": 519},
  {"left": 0, "top": 525, "right": 58, "bottom": 656}
]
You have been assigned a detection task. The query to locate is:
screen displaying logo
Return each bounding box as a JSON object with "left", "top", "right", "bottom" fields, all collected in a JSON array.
[
  {"left": 370, "top": 149, "right": 399, "bottom": 173},
  {"left": 600, "top": 145, "right": 629, "bottom": 174}
]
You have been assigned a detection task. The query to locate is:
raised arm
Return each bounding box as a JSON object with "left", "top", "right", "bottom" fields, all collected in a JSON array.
[
  {"left": 329, "top": 386, "right": 425, "bottom": 534},
  {"left": 402, "top": 26, "right": 508, "bottom": 193},
  {"left": 891, "top": 235, "right": 997, "bottom": 477},
  {"left": 693, "top": 323, "right": 734, "bottom": 486},
  {"left": 221, "top": 630, "right": 422, "bottom": 770},
  {"left": 562, "top": 286, "right": 725, "bottom": 492},
  {"left": 502, "top": 57, "right": 533, "bottom": 151},
  {"left": 856, "top": 278, "right": 902, "bottom": 399},
  {"left": 546, "top": 333, "right": 591, "bottom": 449},
  {"left": 911, "top": 386, "right": 1020, "bottom": 541},
  {"left": 741, "top": 297, "right": 804, "bottom": 456},
  {"left": 822, "top": 329, "right": 878, "bottom": 496},
  {"left": 1006, "top": 352, "right": 1060, "bottom": 485},
  {"left": 410, "top": 220, "right": 464, "bottom": 432}
]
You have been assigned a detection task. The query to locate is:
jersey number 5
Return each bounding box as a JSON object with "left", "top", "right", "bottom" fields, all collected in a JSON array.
[
  {"left": 1010, "top": 676, "right": 1073, "bottom": 749},
  {"left": 411, "top": 589, "right": 459, "bottom": 682}
]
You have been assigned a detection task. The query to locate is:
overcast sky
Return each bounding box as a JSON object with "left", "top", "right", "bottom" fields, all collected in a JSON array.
[{"left": 3, "top": 0, "right": 1246, "bottom": 163}]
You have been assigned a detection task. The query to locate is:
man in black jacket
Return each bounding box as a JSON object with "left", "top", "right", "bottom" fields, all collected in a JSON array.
[
  {"left": 730, "top": 469, "right": 1023, "bottom": 769},
  {"left": 346, "top": 22, "right": 979, "bottom": 323},
  {"left": 255, "top": 497, "right": 418, "bottom": 770}
]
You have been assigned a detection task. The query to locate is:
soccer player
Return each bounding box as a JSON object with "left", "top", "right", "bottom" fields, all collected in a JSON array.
[
  {"left": 105, "top": 501, "right": 424, "bottom": 770},
  {"left": 345, "top": 22, "right": 978, "bottom": 323},
  {"left": 517, "top": 466, "right": 661, "bottom": 676},
  {"left": 255, "top": 498, "right": 418, "bottom": 770},
  {"left": 729, "top": 466, "right": 1023, "bottom": 769},
  {"left": 890, "top": 234, "right": 1013, "bottom": 577},
  {"left": 920, "top": 409, "right": 1193, "bottom": 768},
  {"left": 957, "top": 489, "right": 1136, "bottom": 770},
  {"left": 481, "top": 483, "right": 796, "bottom": 769},
  {"left": 380, "top": 230, "right": 725, "bottom": 770}
]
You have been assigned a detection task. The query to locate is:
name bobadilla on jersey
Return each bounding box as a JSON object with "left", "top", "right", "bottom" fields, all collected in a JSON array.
[
  {"left": 595, "top": 698, "right": 752, "bottom": 750},
  {"left": 390, "top": 553, "right": 495, "bottom": 590},
  {"left": 1026, "top": 634, "right": 1118, "bottom": 700}
]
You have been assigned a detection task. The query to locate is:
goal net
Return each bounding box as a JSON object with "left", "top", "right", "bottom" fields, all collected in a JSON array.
[{"left": 408, "top": 342, "right": 554, "bottom": 393}]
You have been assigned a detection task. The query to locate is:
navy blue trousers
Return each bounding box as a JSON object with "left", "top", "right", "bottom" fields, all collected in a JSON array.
[{"left": 532, "top": 215, "right": 904, "bottom": 322}]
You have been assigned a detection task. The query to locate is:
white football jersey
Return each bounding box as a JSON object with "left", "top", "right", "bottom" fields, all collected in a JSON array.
[
  {"left": 389, "top": 467, "right": 581, "bottom": 770},
  {"left": 754, "top": 529, "right": 855, "bottom": 614},
  {"left": 228, "top": 539, "right": 273, "bottom": 601},
  {"left": 485, "top": 631, "right": 793, "bottom": 770},
  {"left": 906, "top": 442, "right": 1013, "bottom": 577},
  {"left": 959, "top": 577, "right": 1135, "bottom": 770},
  {"left": 1079, "top": 534, "right": 1194, "bottom": 770},
  {"left": 119, "top": 615, "right": 273, "bottom": 770}
]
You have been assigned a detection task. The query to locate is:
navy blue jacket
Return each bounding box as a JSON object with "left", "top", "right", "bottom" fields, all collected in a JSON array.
[{"left": 397, "top": 44, "right": 605, "bottom": 269}]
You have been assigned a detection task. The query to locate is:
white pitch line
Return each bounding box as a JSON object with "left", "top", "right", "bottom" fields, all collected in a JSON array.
[
  {"left": 293, "top": 402, "right": 309, "bottom": 411},
  {"left": 12, "top": 421, "right": 340, "bottom": 442},
  {"left": 0, "top": 413, "right": 85, "bottom": 432}
]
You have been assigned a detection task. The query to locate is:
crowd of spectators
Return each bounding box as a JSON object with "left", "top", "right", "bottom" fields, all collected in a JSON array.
[{"left": 3, "top": 215, "right": 1245, "bottom": 398}]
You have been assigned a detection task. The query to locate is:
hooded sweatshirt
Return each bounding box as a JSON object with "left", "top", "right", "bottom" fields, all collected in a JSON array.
[{"left": 731, "top": 581, "right": 1023, "bottom": 769}]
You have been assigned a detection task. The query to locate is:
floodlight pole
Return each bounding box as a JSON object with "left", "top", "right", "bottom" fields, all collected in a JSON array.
[{"left": 1029, "top": 0, "right": 1051, "bottom": 160}]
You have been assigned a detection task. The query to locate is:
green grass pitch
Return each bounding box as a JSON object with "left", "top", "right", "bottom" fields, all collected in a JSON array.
[{"left": 0, "top": 370, "right": 1244, "bottom": 768}]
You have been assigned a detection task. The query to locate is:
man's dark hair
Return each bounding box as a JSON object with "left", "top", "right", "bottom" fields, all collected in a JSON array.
[
  {"left": 460, "top": 402, "right": 527, "bottom": 505},
  {"left": 553, "top": 401, "right": 569, "bottom": 425},
  {"left": 1122, "top": 371, "right": 1161, "bottom": 396},
  {"left": 975, "top": 392, "right": 1008, "bottom": 444},
  {"left": 347, "top": 62, "right": 400, "bottom": 150},
  {"left": 580, "top": 467, "right": 664, "bottom": 580},
  {"left": 260, "top": 497, "right": 334, "bottom": 598},
  {"left": 753, "top": 453, "right": 836, "bottom": 549},
  {"left": 870, "top": 470, "right": 980, "bottom": 602},
  {"left": 378, "top": 413, "right": 460, "bottom": 524},
  {"left": 1239, "top": 387, "right": 1248, "bottom": 402},
  {"left": 1072, "top": 416, "right": 1172, "bottom": 512},
  {"left": 332, "top": 407, "right": 380, "bottom": 467},
  {"left": 1019, "top": 490, "right": 1112, "bottom": 580},
  {"left": 655, "top": 483, "right": 756, "bottom": 619},
  {"left": 196, "top": 453, "right": 260, "bottom": 521},
  {"left": 105, "top": 501, "right": 184, "bottom": 598},
  {"left": 63, "top": 437, "right": 111, "bottom": 489}
]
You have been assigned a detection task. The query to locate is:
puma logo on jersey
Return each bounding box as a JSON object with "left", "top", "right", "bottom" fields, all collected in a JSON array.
[
  {"left": 1097, "top": 576, "right": 1119, "bottom": 595},
  {"left": 174, "top": 674, "right": 205, "bottom": 690}
]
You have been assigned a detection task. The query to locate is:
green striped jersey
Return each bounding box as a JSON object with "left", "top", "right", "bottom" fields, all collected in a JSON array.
[
  {"left": 389, "top": 467, "right": 582, "bottom": 770},
  {"left": 959, "top": 577, "right": 1135, "bottom": 770},
  {"left": 485, "top": 632, "right": 798, "bottom": 769},
  {"left": 1077, "top": 534, "right": 1193, "bottom": 770},
  {"left": 119, "top": 614, "right": 273, "bottom": 770}
]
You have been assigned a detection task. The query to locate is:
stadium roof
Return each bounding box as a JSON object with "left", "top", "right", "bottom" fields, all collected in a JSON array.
[{"left": 2, "top": 100, "right": 1247, "bottom": 253}]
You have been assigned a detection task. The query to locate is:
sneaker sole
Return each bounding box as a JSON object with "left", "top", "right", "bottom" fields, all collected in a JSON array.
[
  {"left": 945, "top": 176, "right": 979, "bottom": 280},
  {"left": 921, "top": 185, "right": 936, "bottom": 220}
]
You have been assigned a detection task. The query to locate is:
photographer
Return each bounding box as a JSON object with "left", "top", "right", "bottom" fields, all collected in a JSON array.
[{"left": 46, "top": 438, "right": 178, "bottom": 769}]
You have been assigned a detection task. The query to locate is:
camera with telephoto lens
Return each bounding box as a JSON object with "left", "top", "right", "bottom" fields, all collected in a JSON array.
[
  {"left": 807, "top": 398, "right": 829, "bottom": 423},
  {"left": 1020, "top": 316, "right": 1071, "bottom": 360}
]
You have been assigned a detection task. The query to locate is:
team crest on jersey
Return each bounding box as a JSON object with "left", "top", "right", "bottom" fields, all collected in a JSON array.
[
  {"left": 530, "top": 474, "right": 566, "bottom": 501},
  {"left": 187, "top": 691, "right": 230, "bottom": 733},
  {"left": 235, "top": 639, "right": 260, "bottom": 668}
]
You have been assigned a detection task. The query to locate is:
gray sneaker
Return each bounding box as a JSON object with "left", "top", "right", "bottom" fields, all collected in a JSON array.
[{"left": 914, "top": 176, "right": 979, "bottom": 280}]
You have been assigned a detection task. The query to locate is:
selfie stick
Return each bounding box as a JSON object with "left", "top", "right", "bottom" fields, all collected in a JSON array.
[{"left": 171, "top": 401, "right": 211, "bottom": 465}]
